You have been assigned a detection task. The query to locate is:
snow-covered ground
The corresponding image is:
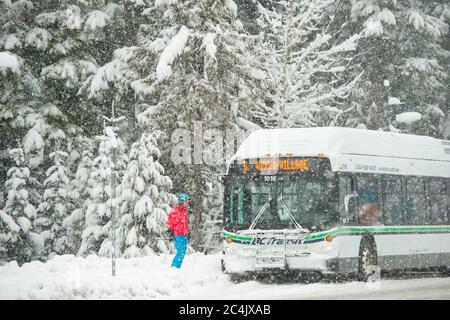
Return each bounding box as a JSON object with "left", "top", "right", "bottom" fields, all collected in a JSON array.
[{"left": 1, "top": 253, "right": 450, "bottom": 300}]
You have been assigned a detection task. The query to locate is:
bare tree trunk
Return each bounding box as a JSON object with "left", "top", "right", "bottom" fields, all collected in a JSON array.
[
  {"left": 279, "top": 0, "right": 294, "bottom": 128},
  {"left": 123, "top": 0, "right": 136, "bottom": 46},
  {"left": 191, "top": 163, "right": 204, "bottom": 251},
  {"left": 370, "top": 57, "right": 384, "bottom": 130},
  {"left": 189, "top": 119, "right": 204, "bottom": 251}
]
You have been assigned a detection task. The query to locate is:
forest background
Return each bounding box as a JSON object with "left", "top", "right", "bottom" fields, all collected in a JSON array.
[{"left": 0, "top": 0, "right": 449, "bottom": 264}]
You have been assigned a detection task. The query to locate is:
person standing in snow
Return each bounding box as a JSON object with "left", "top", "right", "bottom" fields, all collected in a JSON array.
[{"left": 167, "top": 193, "right": 190, "bottom": 268}]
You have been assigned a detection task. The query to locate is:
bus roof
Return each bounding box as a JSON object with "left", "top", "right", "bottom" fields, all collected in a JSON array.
[{"left": 230, "top": 127, "right": 450, "bottom": 178}]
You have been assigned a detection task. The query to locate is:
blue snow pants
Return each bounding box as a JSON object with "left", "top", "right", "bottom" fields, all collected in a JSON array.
[{"left": 171, "top": 235, "right": 188, "bottom": 268}]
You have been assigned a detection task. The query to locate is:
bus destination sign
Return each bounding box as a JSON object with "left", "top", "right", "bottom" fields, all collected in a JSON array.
[{"left": 242, "top": 159, "right": 309, "bottom": 173}]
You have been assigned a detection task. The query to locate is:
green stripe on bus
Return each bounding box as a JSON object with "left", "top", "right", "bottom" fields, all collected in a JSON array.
[
  {"left": 334, "top": 226, "right": 450, "bottom": 234},
  {"left": 223, "top": 225, "right": 450, "bottom": 243},
  {"left": 304, "top": 228, "right": 338, "bottom": 241},
  {"left": 223, "top": 231, "right": 252, "bottom": 241},
  {"left": 326, "top": 226, "right": 450, "bottom": 239}
]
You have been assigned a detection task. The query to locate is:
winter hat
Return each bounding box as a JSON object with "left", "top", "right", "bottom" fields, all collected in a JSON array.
[{"left": 178, "top": 193, "right": 190, "bottom": 204}]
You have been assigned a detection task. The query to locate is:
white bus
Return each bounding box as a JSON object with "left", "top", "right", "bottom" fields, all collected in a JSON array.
[{"left": 221, "top": 127, "right": 450, "bottom": 280}]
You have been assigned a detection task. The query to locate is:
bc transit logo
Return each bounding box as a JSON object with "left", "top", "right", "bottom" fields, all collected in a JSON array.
[{"left": 250, "top": 237, "right": 302, "bottom": 245}]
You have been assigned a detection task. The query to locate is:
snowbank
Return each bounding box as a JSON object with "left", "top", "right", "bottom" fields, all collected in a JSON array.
[{"left": 0, "top": 253, "right": 227, "bottom": 300}]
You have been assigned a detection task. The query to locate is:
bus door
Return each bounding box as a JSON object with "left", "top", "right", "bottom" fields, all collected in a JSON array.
[
  {"left": 402, "top": 177, "right": 439, "bottom": 268},
  {"left": 338, "top": 175, "right": 357, "bottom": 224},
  {"left": 429, "top": 178, "right": 449, "bottom": 267},
  {"left": 381, "top": 176, "right": 403, "bottom": 269}
]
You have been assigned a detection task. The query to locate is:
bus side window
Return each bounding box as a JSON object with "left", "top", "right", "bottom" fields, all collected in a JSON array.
[
  {"left": 339, "top": 176, "right": 354, "bottom": 224},
  {"left": 429, "top": 178, "right": 448, "bottom": 225},
  {"left": 383, "top": 177, "right": 403, "bottom": 225},
  {"left": 406, "top": 177, "right": 429, "bottom": 225},
  {"left": 357, "top": 176, "right": 380, "bottom": 225}
]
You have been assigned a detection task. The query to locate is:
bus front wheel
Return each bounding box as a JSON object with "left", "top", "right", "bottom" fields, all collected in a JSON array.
[{"left": 358, "top": 237, "right": 378, "bottom": 282}]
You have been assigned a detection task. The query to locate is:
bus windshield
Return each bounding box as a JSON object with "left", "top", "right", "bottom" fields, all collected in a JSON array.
[{"left": 225, "top": 176, "right": 338, "bottom": 232}]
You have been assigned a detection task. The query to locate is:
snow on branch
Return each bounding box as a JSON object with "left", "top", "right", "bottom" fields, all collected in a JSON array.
[
  {"left": 0, "top": 210, "right": 20, "bottom": 233},
  {"left": 156, "top": 25, "right": 190, "bottom": 81},
  {"left": 0, "top": 51, "right": 21, "bottom": 75}
]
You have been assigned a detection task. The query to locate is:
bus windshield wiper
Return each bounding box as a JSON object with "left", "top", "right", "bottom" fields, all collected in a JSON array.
[
  {"left": 278, "top": 193, "right": 303, "bottom": 230},
  {"left": 248, "top": 194, "right": 271, "bottom": 230}
]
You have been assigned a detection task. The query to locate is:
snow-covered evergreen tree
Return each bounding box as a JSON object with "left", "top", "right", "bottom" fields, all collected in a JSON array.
[
  {"left": 0, "top": 147, "right": 41, "bottom": 265},
  {"left": 35, "top": 1, "right": 110, "bottom": 135},
  {"left": 0, "top": 1, "right": 74, "bottom": 218},
  {"left": 337, "top": 0, "right": 449, "bottom": 135},
  {"left": 117, "top": 130, "right": 173, "bottom": 257},
  {"left": 0, "top": 48, "right": 44, "bottom": 196},
  {"left": 35, "top": 143, "right": 70, "bottom": 259},
  {"left": 77, "top": 1, "right": 150, "bottom": 145},
  {"left": 251, "top": 0, "right": 362, "bottom": 128},
  {"left": 121, "top": 0, "right": 267, "bottom": 250},
  {"left": 63, "top": 136, "right": 95, "bottom": 255},
  {"left": 0, "top": 1, "right": 68, "bottom": 161},
  {"left": 78, "top": 127, "right": 127, "bottom": 257}
]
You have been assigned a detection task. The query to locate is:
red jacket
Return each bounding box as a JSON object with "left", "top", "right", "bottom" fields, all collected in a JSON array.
[{"left": 167, "top": 205, "right": 189, "bottom": 236}]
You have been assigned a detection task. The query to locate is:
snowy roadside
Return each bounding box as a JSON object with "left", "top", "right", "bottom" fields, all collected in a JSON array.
[
  {"left": 0, "top": 253, "right": 230, "bottom": 300},
  {"left": 2, "top": 253, "right": 450, "bottom": 300}
]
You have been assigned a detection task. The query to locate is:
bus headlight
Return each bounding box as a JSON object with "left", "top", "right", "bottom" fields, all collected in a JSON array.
[
  {"left": 325, "top": 235, "right": 334, "bottom": 242},
  {"left": 226, "top": 237, "right": 233, "bottom": 244}
]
